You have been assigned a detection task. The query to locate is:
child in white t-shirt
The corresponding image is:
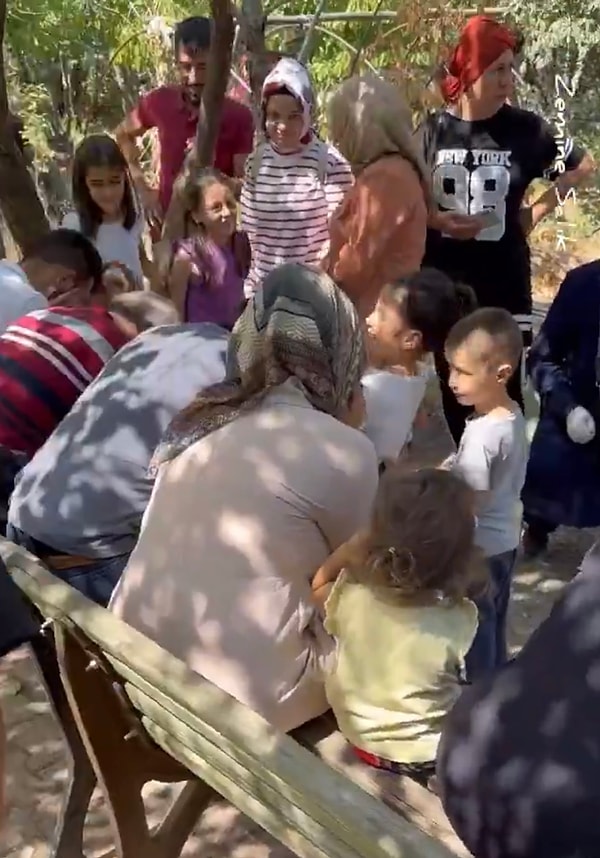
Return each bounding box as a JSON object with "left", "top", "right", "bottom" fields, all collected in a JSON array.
[
  {"left": 62, "top": 134, "right": 146, "bottom": 289},
  {"left": 444, "top": 308, "right": 528, "bottom": 680},
  {"left": 363, "top": 268, "right": 476, "bottom": 469}
]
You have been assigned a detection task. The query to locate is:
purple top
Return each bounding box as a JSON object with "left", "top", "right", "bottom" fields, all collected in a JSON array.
[{"left": 175, "top": 237, "right": 244, "bottom": 330}]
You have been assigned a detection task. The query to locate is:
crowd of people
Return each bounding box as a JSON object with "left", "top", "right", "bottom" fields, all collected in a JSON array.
[{"left": 1, "top": 10, "right": 600, "bottom": 857}]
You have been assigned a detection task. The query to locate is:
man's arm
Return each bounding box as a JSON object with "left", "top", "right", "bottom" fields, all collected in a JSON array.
[
  {"left": 114, "top": 110, "right": 148, "bottom": 188},
  {"left": 115, "top": 107, "right": 162, "bottom": 226}
]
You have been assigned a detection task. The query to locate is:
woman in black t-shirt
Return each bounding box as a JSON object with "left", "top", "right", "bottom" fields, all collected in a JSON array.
[{"left": 417, "top": 15, "right": 593, "bottom": 443}]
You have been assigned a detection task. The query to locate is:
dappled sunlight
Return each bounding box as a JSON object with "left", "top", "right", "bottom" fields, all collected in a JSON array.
[{"left": 109, "top": 383, "right": 376, "bottom": 734}]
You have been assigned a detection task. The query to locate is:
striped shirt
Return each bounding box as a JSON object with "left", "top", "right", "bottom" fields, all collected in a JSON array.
[
  {"left": 0, "top": 307, "right": 130, "bottom": 456},
  {"left": 240, "top": 137, "right": 353, "bottom": 296}
]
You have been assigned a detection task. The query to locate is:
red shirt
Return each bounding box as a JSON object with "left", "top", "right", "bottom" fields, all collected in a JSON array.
[
  {"left": 0, "top": 306, "right": 130, "bottom": 456},
  {"left": 135, "top": 86, "right": 254, "bottom": 212}
]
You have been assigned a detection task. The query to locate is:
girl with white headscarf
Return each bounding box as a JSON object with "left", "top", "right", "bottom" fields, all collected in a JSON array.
[{"left": 240, "top": 58, "right": 353, "bottom": 298}]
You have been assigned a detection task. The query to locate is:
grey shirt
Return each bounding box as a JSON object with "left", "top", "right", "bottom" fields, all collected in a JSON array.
[
  {"left": 450, "top": 409, "right": 528, "bottom": 557},
  {"left": 8, "top": 323, "right": 227, "bottom": 558}
]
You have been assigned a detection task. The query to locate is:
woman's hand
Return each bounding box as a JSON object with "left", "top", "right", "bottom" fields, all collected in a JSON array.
[{"left": 431, "top": 210, "right": 485, "bottom": 240}]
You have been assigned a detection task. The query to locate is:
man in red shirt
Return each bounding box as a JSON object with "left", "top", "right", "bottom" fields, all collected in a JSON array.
[{"left": 115, "top": 16, "right": 254, "bottom": 230}]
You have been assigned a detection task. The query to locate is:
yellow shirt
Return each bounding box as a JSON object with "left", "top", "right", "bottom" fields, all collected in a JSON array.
[{"left": 323, "top": 571, "right": 477, "bottom": 763}]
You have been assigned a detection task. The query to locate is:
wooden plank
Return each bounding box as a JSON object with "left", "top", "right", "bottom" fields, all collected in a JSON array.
[
  {"left": 307, "top": 728, "right": 468, "bottom": 857},
  {"left": 6, "top": 544, "right": 457, "bottom": 858},
  {"left": 139, "top": 706, "right": 389, "bottom": 858}
]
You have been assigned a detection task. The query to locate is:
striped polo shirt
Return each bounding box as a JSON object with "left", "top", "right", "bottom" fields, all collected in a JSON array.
[
  {"left": 0, "top": 306, "right": 130, "bottom": 456},
  {"left": 240, "top": 137, "right": 353, "bottom": 296}
]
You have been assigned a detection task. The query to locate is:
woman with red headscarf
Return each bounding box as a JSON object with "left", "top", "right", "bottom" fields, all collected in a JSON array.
[{"left": 417, "top": 15, "right": 594, "bottom": 443}]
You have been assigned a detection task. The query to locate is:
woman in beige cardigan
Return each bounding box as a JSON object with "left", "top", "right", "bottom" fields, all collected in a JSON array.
[
  {"left": 324, "top": 74, "right": 429, "bottom": 319},
  {"left": 110, "top": 264, "right": 378, "bottom": 732}
]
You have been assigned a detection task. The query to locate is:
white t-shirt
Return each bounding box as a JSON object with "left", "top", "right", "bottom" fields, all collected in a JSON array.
[
  {"left": 61, "top": 212, "right": 144, "bottom": 284},
  {"left": 0, "top": 262, "right": 48, "bottom": 334},
  {"left": 362, "top": 368, "right": 428, "bottom": 463},
  {"left": 449, "top": 409, "right": 528, "bottom": 556}
]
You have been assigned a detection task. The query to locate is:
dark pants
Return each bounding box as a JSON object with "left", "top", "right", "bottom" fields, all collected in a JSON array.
[
  {"left": 523, "top": 513, "right": 557, "bottom": 543},
  {"left": 0, "top": 558, "right": 40, "bottom": 656},
  {"left": 435, "top": 353, "right": 525, "bottom": 445},
  {"left": 0, "top": 447, "right": 29, "bottom": 536},
  {"left": 465, "top": 549, "right": 517, "bottom": 682},
  {"left": 6, "top": 525, "right": 128, "bottom": 608}
]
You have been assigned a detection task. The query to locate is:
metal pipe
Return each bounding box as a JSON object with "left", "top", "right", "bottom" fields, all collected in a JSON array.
[{"left": 266, "top": 8, "right": 507, "bottom": 25}]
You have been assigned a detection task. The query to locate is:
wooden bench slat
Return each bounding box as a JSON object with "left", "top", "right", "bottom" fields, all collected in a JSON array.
[
  {"left": 143, "top": 713, "right": 379, "bottom": 858},
  {"left": 5, "top": 542, "right": 457, "bottom": 858}
]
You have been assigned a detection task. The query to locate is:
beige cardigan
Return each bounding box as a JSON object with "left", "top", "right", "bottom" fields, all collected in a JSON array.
[{"left": 110, "top": 382, "right": 378, "bottom": 732}]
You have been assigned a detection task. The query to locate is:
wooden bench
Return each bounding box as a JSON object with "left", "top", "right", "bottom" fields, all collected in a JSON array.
[{"left": 1, "top": 537, "right": 468, "bottom": 858}]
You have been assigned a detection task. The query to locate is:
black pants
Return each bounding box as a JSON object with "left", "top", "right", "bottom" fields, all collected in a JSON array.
[
  {"left": 435, "top": 352, "right": 525, "bottom": 445},
  {"left": 523, "top": 514, "right": 557, "bottom": 541}
]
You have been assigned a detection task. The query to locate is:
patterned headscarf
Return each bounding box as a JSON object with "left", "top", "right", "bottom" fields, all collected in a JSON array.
[{"left": 151, "top": 263, "right": 366, "bottom": 471}]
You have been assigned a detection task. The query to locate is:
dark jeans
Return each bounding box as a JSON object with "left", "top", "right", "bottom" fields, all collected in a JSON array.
[
  {"left": 435, "top": 353, "right": 525, "bottom": 445},
  {"left": 465, "top": 549, "right": 517, "bottom": 682},
  {"left": 6, "top": 525, "right": 128, "bottom": 608}
]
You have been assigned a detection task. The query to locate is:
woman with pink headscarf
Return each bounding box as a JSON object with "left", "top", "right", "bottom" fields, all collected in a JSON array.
[{"left": 417, "top": 15, "right": 594, "bottom": 443}]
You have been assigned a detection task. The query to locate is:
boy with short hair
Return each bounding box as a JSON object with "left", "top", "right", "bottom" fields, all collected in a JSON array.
[{"left": 444, "top": 308, "right": 528, "bottom": 680}]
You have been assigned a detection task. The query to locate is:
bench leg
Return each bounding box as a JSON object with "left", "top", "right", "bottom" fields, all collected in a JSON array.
[
  {"left": 54, "top": 628, "right": 214, "bottom": 858},
  {"left": 29, "top": 634, "right": 96, "bottom": 858}
]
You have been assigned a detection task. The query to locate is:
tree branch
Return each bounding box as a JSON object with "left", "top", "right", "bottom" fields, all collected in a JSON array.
[{"left": 0, "top": 0, "right": 49, "bottom": 252}]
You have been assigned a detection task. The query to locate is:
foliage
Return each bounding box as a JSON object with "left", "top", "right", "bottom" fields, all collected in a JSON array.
[{"left": 6, "top": 0, "right": 600, "bottom": 233}]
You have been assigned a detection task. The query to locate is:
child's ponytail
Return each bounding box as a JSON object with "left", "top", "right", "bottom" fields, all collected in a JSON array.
[{"left": 385, "top": 268, "right": 477, "bottom": 354}]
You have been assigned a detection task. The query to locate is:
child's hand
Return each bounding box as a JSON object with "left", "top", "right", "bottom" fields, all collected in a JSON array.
[{"left": 311, "top": 529, "right": 370, "bottom": 596}]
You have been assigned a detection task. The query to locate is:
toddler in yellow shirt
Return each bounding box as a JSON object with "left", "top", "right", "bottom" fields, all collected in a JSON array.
[{"left": 312, "top": 468, "right": 480, "bottom": 786}]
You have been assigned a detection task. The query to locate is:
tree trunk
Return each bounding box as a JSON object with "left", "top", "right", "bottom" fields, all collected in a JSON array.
[
  {"left": 241, "top": 0, "right": 268, "bottom": 119},
  {"left": 162, "top": 0, "right": 236, "bottom": 242},
  {"left": 0, "top": 0, "right": 49, "bottom": 253}
]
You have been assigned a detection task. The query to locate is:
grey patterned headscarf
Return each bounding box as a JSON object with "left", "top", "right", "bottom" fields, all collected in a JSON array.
[{"left": 151, "top": 263, "right": 366, "bottom": 471}]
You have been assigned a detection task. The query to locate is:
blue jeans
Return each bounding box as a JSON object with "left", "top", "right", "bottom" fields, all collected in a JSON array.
[
  {"left": 6, "top": 525, "right": 129, "bottom": 608},
  {"left": 465, "top": 549, "right": 517, "bottom": 682}
]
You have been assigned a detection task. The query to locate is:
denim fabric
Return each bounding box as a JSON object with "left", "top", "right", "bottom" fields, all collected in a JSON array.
[
  {"left": 465, "top": 549, "right": 517, "bottom": 682},
  {"left": 7, "top": 524, "right": 128, "bottom": 608}
]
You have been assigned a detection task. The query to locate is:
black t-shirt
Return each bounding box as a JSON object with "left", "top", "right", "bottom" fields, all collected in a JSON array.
[{"left": 419, "top": 105, "right": 583, "bottom": 323}]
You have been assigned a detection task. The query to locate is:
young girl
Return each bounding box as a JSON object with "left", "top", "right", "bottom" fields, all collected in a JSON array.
[
  {"left": 62, "top": 134, "right": 146, "bottom": 288},
  {"left": 167, "top": 169, "right": 250, "bottom": 330},
  {"left": 312, "top": 468, "right": 479, "bottom": 787},
  {"left": 241, "top": 57, "right": 353, "bottom": 298},
  {"left": 362, "top": 268, "right": 476, "bottom": 470}
]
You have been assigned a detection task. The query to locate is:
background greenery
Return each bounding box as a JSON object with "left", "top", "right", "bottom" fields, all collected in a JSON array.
[{"left": 6, "top": 0, "right": 600, "bottom": 238}]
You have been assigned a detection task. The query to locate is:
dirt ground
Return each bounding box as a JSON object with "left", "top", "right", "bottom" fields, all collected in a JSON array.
[
  {"left": 2, "top": 229, "right": 600, "bottom": 858},
  {"left": 2, "top": 526, "right": 597, "bottom": 858}
]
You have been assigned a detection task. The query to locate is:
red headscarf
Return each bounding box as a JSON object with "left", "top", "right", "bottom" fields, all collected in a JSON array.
[{"left": 441, "top": 15, "right": 516, "bottom": 103}]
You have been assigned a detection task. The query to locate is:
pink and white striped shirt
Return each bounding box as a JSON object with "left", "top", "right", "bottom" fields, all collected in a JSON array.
[{"left": 240, "top": 137, "right": 353, "bottom": 297}]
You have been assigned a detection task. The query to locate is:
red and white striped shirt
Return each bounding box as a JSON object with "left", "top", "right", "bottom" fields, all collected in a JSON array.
[{"left": 0, "top": 306, "right": 130, "bottom": 456}]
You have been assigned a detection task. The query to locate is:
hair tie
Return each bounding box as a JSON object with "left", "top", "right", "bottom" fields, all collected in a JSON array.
[{"left": 387, "top": 547, "right": 417, "bottom": 587}]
